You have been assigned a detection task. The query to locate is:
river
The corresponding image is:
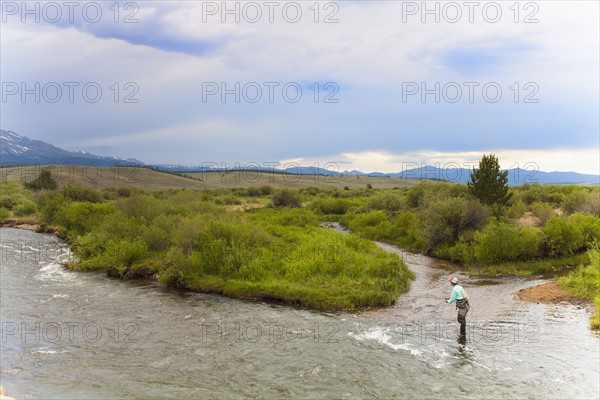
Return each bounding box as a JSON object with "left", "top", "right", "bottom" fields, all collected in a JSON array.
[{"left": 1, "top": 227, "right": 599, "bottom": 399}]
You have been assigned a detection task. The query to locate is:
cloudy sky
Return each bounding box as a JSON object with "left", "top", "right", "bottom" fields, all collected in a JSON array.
[{"left": 1, "top": 1, "right": 598, "bottom": 174}]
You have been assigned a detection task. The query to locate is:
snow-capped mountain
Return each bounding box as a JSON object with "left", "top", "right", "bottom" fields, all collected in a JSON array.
[{"left": 0, "top": 130, "right": 144, "bottom": 166}]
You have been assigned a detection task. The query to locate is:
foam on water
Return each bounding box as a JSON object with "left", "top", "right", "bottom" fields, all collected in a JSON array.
[
  {"left": 349, "top": 326, "right": 424, "bottom": 357},
  {"left": 35, "top": 261, "right": 75, "bottom": 282}
]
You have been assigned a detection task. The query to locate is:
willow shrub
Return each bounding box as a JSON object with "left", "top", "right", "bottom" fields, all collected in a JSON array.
[{"left": 542, "top": 216, "right": 584, "bottom": 257}]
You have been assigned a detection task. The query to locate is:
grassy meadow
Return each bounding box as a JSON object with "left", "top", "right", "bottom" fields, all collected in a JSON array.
[{"left": 0, "top": 165, "right": 422, "bottom": 191}]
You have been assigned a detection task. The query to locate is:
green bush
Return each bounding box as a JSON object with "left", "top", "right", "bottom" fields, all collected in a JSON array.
[
  {"left": 562, "top": 190, "right": 590, "bottom": 215},
  {"left": 117, "top": 187, "right": 131, "bottom": 197},
  {"left": 542, "top": 216, "right": 584, "bottom": 257},
  {"left": 474, "top": 222, "right": 520, "bottom": 264},
  {"left": 0, "top": 207, "right": 10, "bottom": 223},
  {"left": 312, "top": 197, "right": 354, "bottom": 215},
  {"left": 24, "top": 169, "right": 57, "bottom": 191},
  {"left": 13, "top": 200, "right": 37, "bottom": 216},
  {"left": 62, "top": 183, "right": 103, "bottom": 203},
  {"left": 246, "top": 187, "right": 261, "bottom": 197},
  {"left": 115, "top": 193, "right": 162, "bottom": 220},
  {"left": 0, "top": 183, "right": 36, "bottom": 212},
  {"left": 517, "top": 227, "right": 544, "bottom": 260},
  {"left": 272, "top": 189, "right": 301, "bottom": 208},
  {"left": 420, "top": 198, "right": 477, "bottom": 248},
  {"left": 54, "top": 201, "right": 117, "bottom": 238},
  {"left": 567, "top": 213, "right": 600, "bottom": 249},
  {"left": 260, "top": 185, "right": 274, "bottom": 196},
  {"left": 530, "top": 201, "right": 554, "bottom": 226},
  {"left": 507, "top": 199, "right": 527, "bottom": 219},
  {"left": 0, "top": 196, "right": 17, "bottom": 210},
  {"left": 368, "top": 192, "right": 404, "bottom": 212},
  {"left": 78, "top": 238, "right": 148, "bottom": 276},
  {"left": 344, "top": 211, "right": 390, "bottom": 241},
  {"left": 39, "top": 192, "right": 67, "bottom": 223}
]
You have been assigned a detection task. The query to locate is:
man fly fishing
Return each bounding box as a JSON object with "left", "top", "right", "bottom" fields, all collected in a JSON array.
[{"left": 446, "top": 277, "right": 470, "bottom": 336}]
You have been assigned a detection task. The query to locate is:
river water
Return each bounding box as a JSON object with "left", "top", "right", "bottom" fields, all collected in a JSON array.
[{"left": 1, "top": 227, "right": 599, "bottom": 399}]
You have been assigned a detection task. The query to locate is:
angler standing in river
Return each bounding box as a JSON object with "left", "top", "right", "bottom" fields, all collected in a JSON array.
[{"left": 446, "top": 277, "right": 470, "bottom": 336}]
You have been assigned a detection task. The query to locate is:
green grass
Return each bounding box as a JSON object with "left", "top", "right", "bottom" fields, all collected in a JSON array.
[
  {"left": 465, "top": 253, "right": 590, "bottom": 277},
  {"left": 42, "top": 186, "right": 415, "bottom": 310},
  {"left": 558, "top": 248, "right": 600, "bottom": 329}
]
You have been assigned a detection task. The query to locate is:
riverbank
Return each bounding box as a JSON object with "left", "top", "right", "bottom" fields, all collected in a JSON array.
[
  {"left": 517, "top": 281, "right": 589, "bottom": 306},
  {"left": 517, "top": 280, "right": 599, "bottom": 329},
  {"left": 0, "top": 219, "right": 58, "bottom": 234}
]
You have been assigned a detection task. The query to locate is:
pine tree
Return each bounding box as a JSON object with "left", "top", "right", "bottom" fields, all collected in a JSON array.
[
  {"left": 467, "top": 154, "right": 511, "bottom": 207},
  {"left": 25, "top": 169, "right": 57, "bottom": 190}
]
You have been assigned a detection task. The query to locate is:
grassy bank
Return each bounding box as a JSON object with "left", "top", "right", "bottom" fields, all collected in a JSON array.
[
  {"left": 465, "top": 253, "right": 590, "bottom": 277},
  {"left": 558, "top": 248, "right": 600, "bottom": 329}
]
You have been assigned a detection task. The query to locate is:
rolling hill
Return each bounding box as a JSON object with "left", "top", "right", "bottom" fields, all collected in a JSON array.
[{"left": 2, "top": 130, "right": 598, "bottom": 187}]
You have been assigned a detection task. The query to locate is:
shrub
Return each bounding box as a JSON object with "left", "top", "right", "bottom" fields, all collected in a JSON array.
[
  {"left": 143, "top": 225, "right": 172, "bottom": 251},
  {"left": 115, "top": 193, "right": 162, "bottom": 220},
  {"left": 530, "top": 201, "right": 554, "bottom": 226},
  {"left": 0, "top": 207, "right": 10, "bottom": 223},
  {"left": 517, "top": 227, "right": 544, "bottom": 260},
  {"left": 273, "top": 189, "right": 301, "bottom": 208},
  {"left": 507, "top": 199, "right": 527, "bottom": 219},
  {"left": 117, "top": 187, "right": 131, "bottom": 197},
  {"left": 246, "top": 187, "right": 261, "bottom": 197},
  {"left": 368, "top": 192, "right": 404, "bottom": 212},
  {"left": 78, "top": 238, "right": 148, "bottom": 276},
  {"left": 54, "top": 202, "right": 117, "bottom": 238},
  {"left": 301, "top": 186, "right": 320, "bottom": 196},
  {"left": 259, "top": 185, "right": 274, "bottom": 196},
  {"left": 312, "top": 197, "right": 353, "bottom": 215},
  {"left": 25, "top": 169, "right": 57, "bottom": 191},
  {"left": 38, "top": 192, "right": 66, "bottom": 223},
  {"left": 562, "top": 190, "right": 590, "bottom": 214},
  {"left": 567, "top": 213, "right": 600, "bottom": 249},
  {"left": 62, "top": 184, "right": 103, "bottom": 203},
  {"left": 420, "top": 198, "right": 479, "bottom": 248},
  {"left": 542, "top": 216, "right": 584, "bottom": 257},
  {"left": 13, "top": 200, "right": 37, "bottom": 216},
  {"left": 474, "top": 222, "right": 520, "bottom": 264},
  {"left": 344, "top": 211, "right": 390, "bottom": 241}
]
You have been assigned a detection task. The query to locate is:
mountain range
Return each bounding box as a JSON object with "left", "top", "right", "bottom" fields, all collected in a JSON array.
[
  {"left": 0, "top": 130, "right": 143, "bottom": 167},
  {"left": 1, "top": 130, "right": 598, "bottom": 185}
]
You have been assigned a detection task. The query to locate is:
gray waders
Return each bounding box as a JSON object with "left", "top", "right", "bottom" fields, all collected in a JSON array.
[{"left": 455, "top": 299, "right": 470, "bottom": 335}]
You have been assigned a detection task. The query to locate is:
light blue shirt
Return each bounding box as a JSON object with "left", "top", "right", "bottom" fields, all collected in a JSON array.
[{"left": 447, "top": 284, "right": 466, "bottom": 304}]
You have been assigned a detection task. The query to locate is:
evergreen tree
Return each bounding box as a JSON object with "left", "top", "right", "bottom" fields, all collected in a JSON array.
[
  {"left": 467, "top": 154, "right": 511, "bottom": 206},
  {"left": 25, "top": 169, "right": 58, "bottom": 190}
]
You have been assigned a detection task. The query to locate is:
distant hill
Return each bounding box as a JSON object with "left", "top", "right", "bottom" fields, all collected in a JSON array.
[
  {"left": 163, "top": 164, "right": 599, "bottom": 186},
  {"left": 2, "top": 130, "right": 597, "bottom": 185},
  {"left": 0, "top": 130, "right": 144, "bottom": 167},
  {"left": 385, "top": 166, "right": 599, "bottom": 186}
]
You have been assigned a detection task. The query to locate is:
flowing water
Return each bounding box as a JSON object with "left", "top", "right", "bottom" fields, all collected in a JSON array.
[{"left": 1, "top": 227, "right": 599, "bottom": 399}]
